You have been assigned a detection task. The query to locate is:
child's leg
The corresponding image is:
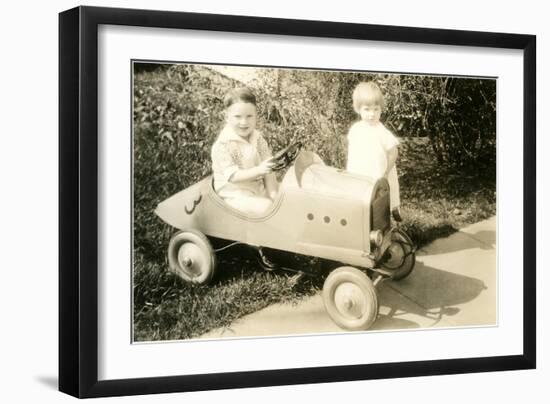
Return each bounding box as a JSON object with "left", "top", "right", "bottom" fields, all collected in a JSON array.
[{"left": 223, "top": 194, "right": 272, "bottom": 216}]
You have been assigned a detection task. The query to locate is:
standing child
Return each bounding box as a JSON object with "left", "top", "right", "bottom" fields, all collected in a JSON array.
[
  {"left": 346, "top": 82, "right": 402, "bottom": 221},
  {"left": 211, "top": 87, "right": 278, "bottom": 216}
]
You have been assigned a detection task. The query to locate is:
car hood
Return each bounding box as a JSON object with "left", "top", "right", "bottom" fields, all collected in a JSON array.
[{"left": 285, "top": 151, "right": 376, "bottom": 200}]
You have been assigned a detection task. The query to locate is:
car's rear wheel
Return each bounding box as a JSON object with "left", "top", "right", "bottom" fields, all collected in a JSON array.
[
  {"left": 322, "top": 266, "right": 379, "bottom": 331},
  {"left": 381, "top": 229, "right": 416, "bottom": 280},
  {"left": 167, "top": 230, "right": 216, "bottom": 284}
]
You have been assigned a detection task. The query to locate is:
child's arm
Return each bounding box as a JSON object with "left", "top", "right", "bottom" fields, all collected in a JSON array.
[
  {"left": 385, "top": 145, "right": 398, "bottom": 177},
  {"left": 212, "top": 141, "right": 272, "bottom": 185},
  {"left": 380, "top": 125, "right": 399, "bottom": 177},
  {"left": 264, "top": 172, "right": 279, "bottom": 200},
  {"left": 255, "top": 133, "right": 278, "bottom": 198},
  {"left": 230, "top": 160, "right": 273, "bottom": 183}
]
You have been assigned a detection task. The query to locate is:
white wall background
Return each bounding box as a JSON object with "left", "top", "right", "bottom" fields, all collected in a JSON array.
[{"left": 0, "top": 1, "right": 546, "bottom": 403}]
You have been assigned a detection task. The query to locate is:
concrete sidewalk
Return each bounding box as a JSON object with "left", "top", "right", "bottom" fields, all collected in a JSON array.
[{"left": 200, "top": 216, "right": 496, "bottom": 339}]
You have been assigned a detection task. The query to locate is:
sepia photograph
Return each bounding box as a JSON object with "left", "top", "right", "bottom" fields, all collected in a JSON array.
[{"left": 132, "top": 61, "right": 497, "bottom": 342}]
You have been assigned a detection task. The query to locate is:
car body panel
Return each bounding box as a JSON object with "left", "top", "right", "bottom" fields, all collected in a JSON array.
[{"left": 155, "top": 151, "right": 389, "bottom": 268}]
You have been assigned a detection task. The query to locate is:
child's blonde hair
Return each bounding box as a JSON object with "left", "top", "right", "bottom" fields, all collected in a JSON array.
[{"left": 352, "top": 82, "right": 384, "bottom": 112}]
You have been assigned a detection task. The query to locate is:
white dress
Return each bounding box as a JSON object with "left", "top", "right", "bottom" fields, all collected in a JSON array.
[{"left": 346, "top": 121, "right": 401, "bottom": 209}]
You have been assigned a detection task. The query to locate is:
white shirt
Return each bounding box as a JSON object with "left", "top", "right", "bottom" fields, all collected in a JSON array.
[
  {"left": 346, "top": 121, "right": 399, "bottom": 179},
  {"left": 211, "top": 125, "right": 272, "bottom": 198}
]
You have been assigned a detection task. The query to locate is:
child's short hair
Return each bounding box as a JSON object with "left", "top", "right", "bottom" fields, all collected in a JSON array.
[
  {"left": 352, "top": 82, "right": 384, "bottom": 112},
  {"left": 223, "top": 87, "right": 257, "bottom": 108}
]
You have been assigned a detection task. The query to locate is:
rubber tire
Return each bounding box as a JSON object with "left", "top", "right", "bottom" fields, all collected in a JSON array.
[
  {"left": 167, "top": 230, "right": 216, "bottom": 284},
  {"left": 382, "top": 229, "right": 416, "bottom": 281},
  {"left": 322, "top": 266, "right": 379, "bottom": 331}
]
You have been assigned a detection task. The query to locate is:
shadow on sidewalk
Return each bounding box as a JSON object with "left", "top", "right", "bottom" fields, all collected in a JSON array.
[
  {"left": 374, "top": 261, "right": 489, "bottom": 329},
  {"left": 418, "top": 229, "right": 495, "bottom": 256}
]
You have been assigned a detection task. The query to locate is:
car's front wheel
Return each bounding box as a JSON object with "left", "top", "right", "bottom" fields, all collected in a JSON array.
[{"left": 322, "top": 266, "right": 379, "bottom": 331}]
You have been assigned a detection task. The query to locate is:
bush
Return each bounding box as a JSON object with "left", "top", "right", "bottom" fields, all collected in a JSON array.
[
  {"left": 245, "top": 69, "right": 496, "bottom": 171},
  {"left": 332, "top": 74, "right": 496, "bottom": 170},
  {"left": 133, "top": 64, "right": 231, "bottom": 259}
]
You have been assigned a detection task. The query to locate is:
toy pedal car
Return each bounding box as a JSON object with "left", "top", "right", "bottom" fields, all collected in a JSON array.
[{"left": 155, "top": 143, "right": 415, "bottom": 331}]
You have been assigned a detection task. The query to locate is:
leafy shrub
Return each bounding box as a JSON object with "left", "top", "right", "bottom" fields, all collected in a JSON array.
[
  {"left": 244, "top": 69, "right": 496, "bottom": 171},
  {"left": 133, "top": 64, "right": 231, "bottom": 259},
  {"left": 332, "top": 73, "right": 496, "bottom": 170}
]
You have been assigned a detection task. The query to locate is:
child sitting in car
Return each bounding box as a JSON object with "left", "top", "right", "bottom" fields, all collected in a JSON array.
[{"left": 211, "top": 87, "right": 278, "bottom": 216}]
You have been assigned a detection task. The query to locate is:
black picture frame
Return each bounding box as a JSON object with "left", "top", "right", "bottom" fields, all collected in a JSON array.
[{"left": 59, "top": 5, "right": 536, "bottom": 399}]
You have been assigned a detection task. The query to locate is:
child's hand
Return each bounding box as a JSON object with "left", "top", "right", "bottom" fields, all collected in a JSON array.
[
  {"left": 255, "top": 160, "right": 274, "bottom": 177},
  {"left": 230, "top": 160, "right": 275, "bottom": 184}
]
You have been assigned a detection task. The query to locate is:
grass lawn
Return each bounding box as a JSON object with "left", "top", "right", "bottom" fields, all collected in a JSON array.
[{"left": 133, "top": 136, "right": 495, "bottom": 342}]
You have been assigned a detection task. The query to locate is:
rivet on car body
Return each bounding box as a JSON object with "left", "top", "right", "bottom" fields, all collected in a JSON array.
[
  {"left": 341, "top": 219, "right": 347, "bottom": 226},
  {"left": 324, "top": 216, "right": 330, "bottom": 223},
  {"left": 307, "top": 213, "right": 314, "bottom": 220}
]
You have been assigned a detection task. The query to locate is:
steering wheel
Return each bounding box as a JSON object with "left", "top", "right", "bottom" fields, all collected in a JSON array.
[{"left": 268, "top": 142, "right": 303, "bottom": 171}]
